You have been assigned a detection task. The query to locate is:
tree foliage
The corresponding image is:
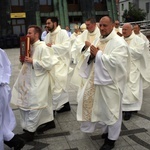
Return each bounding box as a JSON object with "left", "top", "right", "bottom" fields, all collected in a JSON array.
[{"left": 122, "top": 3, "right": 147, "bottom": 22}]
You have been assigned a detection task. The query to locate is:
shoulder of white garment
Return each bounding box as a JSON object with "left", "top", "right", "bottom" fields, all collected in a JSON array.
[{"left": 0, "top": 48, "right": 11, "bottom": 64}]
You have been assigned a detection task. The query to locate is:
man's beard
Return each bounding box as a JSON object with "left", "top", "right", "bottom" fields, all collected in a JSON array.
[{"left": 48, "top": 25, "right": 55, "bottom": 32}]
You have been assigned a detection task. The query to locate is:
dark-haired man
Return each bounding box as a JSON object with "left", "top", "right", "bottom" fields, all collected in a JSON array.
[
  {"left": 11, "top": 25, "right": 58, "bottom": 142},
  {"left": 45, "top": 17, "right": 72, "bottom": 114},
  {"left": 71, "top": 18, "right": 100, "bottom": 97},
  {"left": 114, "top": 20, "right": 122, "bottom": 36}
]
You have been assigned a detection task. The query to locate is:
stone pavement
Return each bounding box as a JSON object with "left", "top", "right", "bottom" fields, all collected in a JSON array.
[{"left": 3, "top": 48, "right": 150, "bottom": 150}]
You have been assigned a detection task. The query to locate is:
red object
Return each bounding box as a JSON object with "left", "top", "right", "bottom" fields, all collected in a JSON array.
[{"left": 20, "top": 36, "right": 30, "bottom": 63}]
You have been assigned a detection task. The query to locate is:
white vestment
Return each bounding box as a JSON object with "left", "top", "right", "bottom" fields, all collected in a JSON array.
[
  {"left": 77, "top": 30, "right": 130, "bottom": 140},
  {"left": 11, "top": 40, "right": 57, "bottom": 132},
  {"left": 71, "top": 26, "right": 100, "bottom": 64},
  {"left": 114, "top": 27, "right": 122, "bottom": 35},
  {"left": 71, "top": 26, "right": 100, "bottom": 90},
  {"left": 122, "top": 32, "right": 150, "bottom": 111},
  {"left": 136, "top": 32, "right": 149, "bottom": 51},
  {"left": 70, "top": 31, "right": 81, "bottom": 63},
  {"left": 0, "top": 49, "right": 16, "bottom": 149},
  {"left": 45, "top": 25, "right": 72, "bottom": 110}
]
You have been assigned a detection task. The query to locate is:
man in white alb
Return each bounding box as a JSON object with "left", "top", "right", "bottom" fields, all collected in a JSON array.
[
  {"left": 77, "top": 16, "right": 130, "bottom": 150},
  {"left": 113, "top": 20, "right": 122, "bottom": 36},
  {"left": 122, "top": 23, "right": 150, "bottom": 120},
  {"left": 11, "top": 25, "right": 58, "bottom": 142},
  {"left": 71, "top": 17, "right": 100, "bottom": 91},
  {"left": 45, "top": 17, "right": 72, "bottom": 114},
  {"left": 133, "top": 24, "right": 149, "bottom": 51},
  {"left": 0, "top": 48, "right": 25, "bottom": 150}
]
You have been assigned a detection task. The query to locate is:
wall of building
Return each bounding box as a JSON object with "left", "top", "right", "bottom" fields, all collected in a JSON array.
[
  {"left": 139, "top": 0, "right": 150, "bottom": 21},
  {"left": 119, "top": 0, "right": 150, "bottom": 22},
  {"left": 0, "top": 0, "right": 118, "bottom": 43}
]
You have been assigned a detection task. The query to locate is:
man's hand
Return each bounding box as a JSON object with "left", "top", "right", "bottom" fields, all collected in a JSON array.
[
  {"left": 90, "top": 45, "right": 99, "bottom": 57},
  {"left": 25, "top": 56, "right": 33, "bottom": 64},
  {"left": 46, "top": 43, "right": 52, "bottom": 47},
  {"left": 85, "top": 41, "right": 91, "bottom": 48},
  {"left": 117, "top": 32, "right": 122, "bottom": 37}
]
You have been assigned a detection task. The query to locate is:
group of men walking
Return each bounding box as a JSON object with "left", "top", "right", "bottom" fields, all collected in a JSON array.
[{"left": 0, "top": 15, "right": 150, "bottom": 150}]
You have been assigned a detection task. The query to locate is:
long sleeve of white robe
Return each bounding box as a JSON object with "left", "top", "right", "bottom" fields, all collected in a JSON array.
[
  {"left": 128, "top": 34, "right": 150, "bottom": 89},
  {"left": 122, "top": 33, "right": 150, "bottom": 108},
  {"left": 0, "top": 49, "right": 16, "bottom": 146},
  {"left": 71, "top": 27, "right": 100, "bottom": 61},
  {"left": 138, "top": 32, "right": 149, "bottom": 51},
  {"left": 45, "top": 29, "right": 71, "bottom": 90},
  {"left": 45, "top": 29, "right": 71, "bottom": 65},
  {"left": 32, "top": 42, "right": 59, "bottom": 76},
  {"left": 80, "top": 33, "right": 130, "bottom": 93},
  {"left": 79, "top": 51, "right": 113, "bottom": 85},
  {"left": 11, "top": 41, "right": 58, "bottom": 110},
  {"left": 77, "top": 31, "right": 130, "bottom": 125},
  {"left": 71, "top": 28, "right": 100, "bottom": 88}
]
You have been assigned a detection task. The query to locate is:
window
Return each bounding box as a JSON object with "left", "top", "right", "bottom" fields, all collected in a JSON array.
[
  {"left": 39, "top": 0, "right": 46, "bottom": 5},
  {"left": 48, "top": 0, "right": 52, "bottom": 5},
  {"left": 17, "top": 19, "right": 25, "bottom": 25},
  {"left": 94, "top": 0, "right": 102, "bottom": 3},
  {"left": 121, "top": 4, "right": 124, "bottom": 11},
  {"left": 128, "top": 2, "right": 131, "bottom": 9},
  {"left": 67, "top": 0, "right": 74, "bottom": 4},
  {"left": 39, "top": 0, "right": 52, "bottom": 5},
  {"left": 20, "top": 0, "right": 23, "bottom": 6},
  {"left": 67, "top": 0, "right": 78, "bottom": 4},
  {"left": 11, "top": 0, "right": 18, "bottom": 5},
  {"left": 11, "top": 0, "right": 23, "bottom": 6}
]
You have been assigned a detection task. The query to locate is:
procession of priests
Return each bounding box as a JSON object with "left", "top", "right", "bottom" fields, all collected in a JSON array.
[
  {"left": 73, "top": 18, "right": 150, "bottom": 149},
  {"left": 1, "top": 15, "right": 150, "bottom": 150}
]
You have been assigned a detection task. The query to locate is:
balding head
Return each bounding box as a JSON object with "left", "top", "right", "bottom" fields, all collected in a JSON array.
[
  {"left": 99, "top": 16, "right": 114, "bottom": 37},
  {"left": 122, "top": 23, "right": 133, "bottom": 38}
]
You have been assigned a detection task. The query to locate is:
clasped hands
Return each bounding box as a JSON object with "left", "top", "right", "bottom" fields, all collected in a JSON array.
[
  {"left": 85, "top": 41, "right": 99, "bottom": 58},
  {"left": 46, "top": 43, "right": 53, "bottom": 47},
  {"left": 90, "top": 45, "right": 99, "bottom": 58}
]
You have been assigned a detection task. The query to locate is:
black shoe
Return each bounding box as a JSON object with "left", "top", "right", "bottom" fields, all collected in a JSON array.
[
  {"left": 4, "top": 134, "right": 25, "bottom": 150},
  {"left": 56, "top": 102, "right": 71, "bottom": 113},
  {"left": 123, "top": 111, "right": 132, "bottom": 121},
  {"left": 132, "top": 111, "right": 138, "bottom": 114},
  {"left": 100, "top": 138, "right": 115, "bottom": 150},
  {"left": 19, "top": 130, "right": 35, "bottom": 142},
  {"left": 53, "top": 110, "right": 56, "bottom": 117},
  {"left": 100, "top": 144, "right": 114, "bottom": 150},
  {"left": 101, "top": 133, "right": 108, "bottom": 139},
  {"left": 36, "top": 120, "right": 56, "bottom": 134},
  {"left": 23, "top": 129, "right": 26, "bottom": 132}
]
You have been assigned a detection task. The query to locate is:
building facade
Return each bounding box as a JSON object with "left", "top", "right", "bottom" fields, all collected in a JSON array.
[
  {"left": 119, "top": 0, "right": 150, "bottom": 22},
  {"left": 0, "top": 0, "right": 118, "bottom": 37}
]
